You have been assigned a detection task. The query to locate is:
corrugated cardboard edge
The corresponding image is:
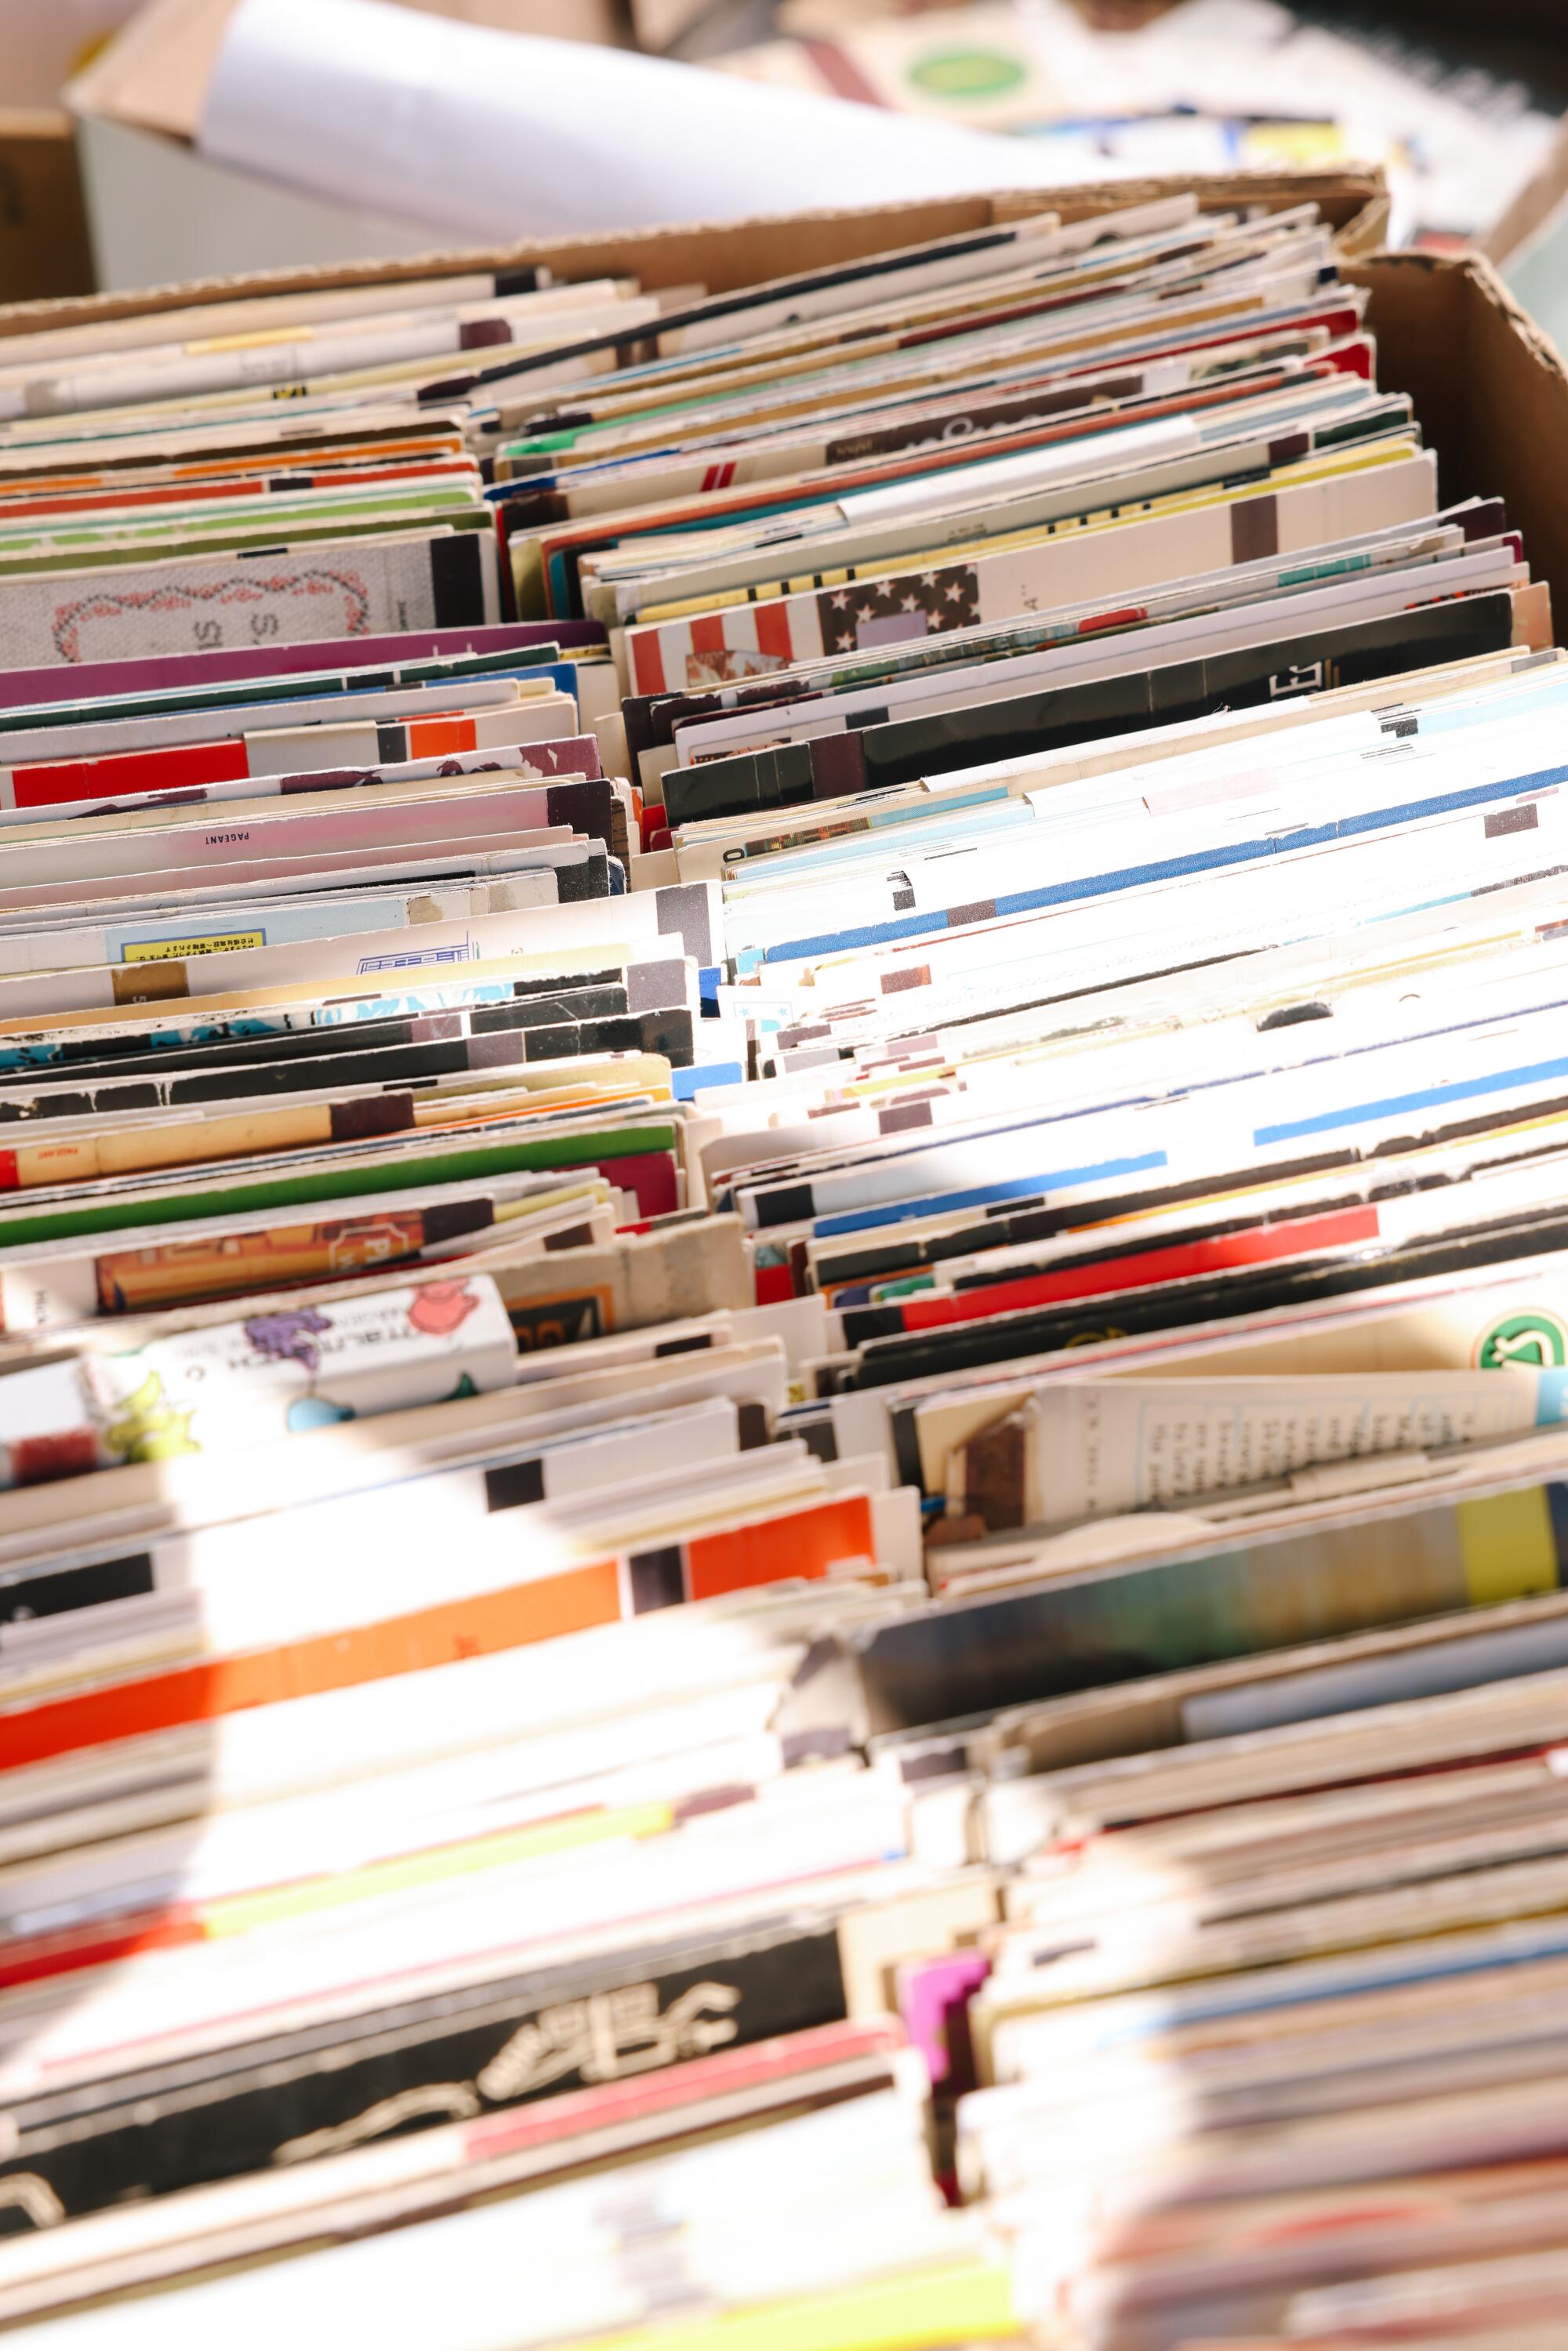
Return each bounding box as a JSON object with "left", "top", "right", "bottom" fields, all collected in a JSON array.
[{"left": 0, "top": 166, "right": 1390, "bottom": 339}]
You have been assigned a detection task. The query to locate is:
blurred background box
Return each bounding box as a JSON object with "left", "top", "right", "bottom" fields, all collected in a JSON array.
[
  {"left": 711, "top": 0, "right": 1568, "bottom": 249},
  {"left": 704, "top": 0, "right": 1568, "bottom": 343},
  {"left": 0, "top": 110, "right": 93, "bottom": 306},
  {"left": 0, "top": 1, "right": 143, "bottom": 302}
]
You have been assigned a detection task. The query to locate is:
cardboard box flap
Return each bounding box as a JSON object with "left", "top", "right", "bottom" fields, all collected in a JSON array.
[{"left": 67, "top": 0, "right": 234, "bottom": 145}]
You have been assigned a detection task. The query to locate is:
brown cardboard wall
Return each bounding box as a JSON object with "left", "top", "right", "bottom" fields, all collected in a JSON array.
[
  {"left": 1347, "top": 249, "right": 1568, "bottom": 627},
  {"left": 0, "top": 115, "right": 93, "bottom": 305}
]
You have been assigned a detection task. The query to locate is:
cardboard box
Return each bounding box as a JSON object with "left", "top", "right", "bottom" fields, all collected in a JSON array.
[
  {"left": 0, "top": 166, "right": 1562, "bottom": 624},
  {"left": 67, "top": 0, "right": 630, "bottom": 292}
]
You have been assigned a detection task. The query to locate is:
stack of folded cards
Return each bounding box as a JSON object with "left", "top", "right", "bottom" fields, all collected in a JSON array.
[{"left": 0, "top": 188, "right": 1566, "bottom": 2351}]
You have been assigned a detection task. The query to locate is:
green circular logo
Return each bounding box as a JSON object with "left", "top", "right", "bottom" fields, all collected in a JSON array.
[
  {"left": 1476, "top": 1309, "right": 1568, "bottom": 1370},
  {"left": 907, "top": 47, "right": 1029, "bottom": 102}
]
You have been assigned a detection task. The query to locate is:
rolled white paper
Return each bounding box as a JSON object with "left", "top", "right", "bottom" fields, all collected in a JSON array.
[{"left": 199, "top": 0, "right": 1080, "bottom": 241}]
